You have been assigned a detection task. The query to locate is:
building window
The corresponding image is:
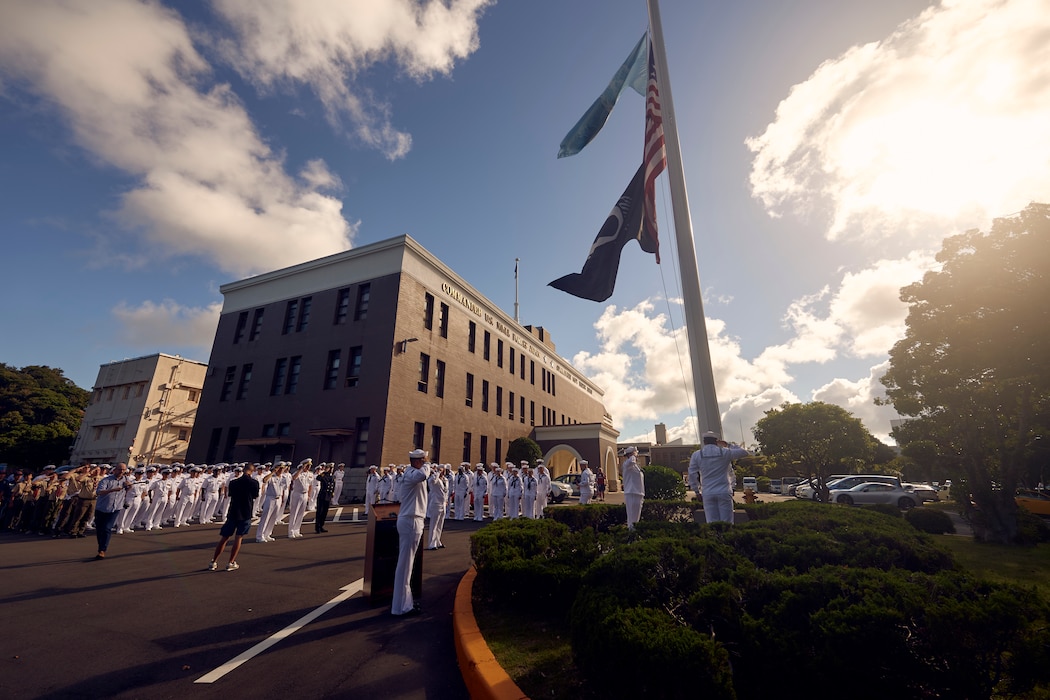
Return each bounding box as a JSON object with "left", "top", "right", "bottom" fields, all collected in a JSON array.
[
  {"left": 497, "top": 339, "right": 504, "bottom": 368},
  {"left": 220, "top": 366, "right": 236, "bottom": 401},
  {"left": 462, "top": 432, "right": 472, "bottom": 464},
  {"left": 417, "top": 353, "right": 430, "bottom": 393},
  {"left": 283, "top": 299, "right": 299, "bottom": 334},
  {"left": 92, "top": 389, "right": 101, "bottom": 404},
  {"left": 108, "top": 425, "right": 118, "bottom": 441},
  {"left": 136, "top": 383, "right": 145, "bottom": 397},
  {"left": 122, "top": 385, "right": 131, "bottom": 400},
  {"left": 520, "top": 358, "right": 525, "bottom": 380},
  {"left": 234, "top": 311, "right": 248, "bottom": 343},
  {"left": 483, "top": 331, "right": 491, "bottom": 361},
  {"left": 414, "top": 422, "right": 425, "bottom": 450},
  {"left": 286, "top": 356, "right": 302, "bottom": 395},
  {"left": 481, "top": 380, "right": 489, "bottom": 412},
  {"left": 222, "top": 426, "right": 239, "bottom": 463},
  {"left": 435, "top": 359, "right": 445, "bottom": 398},
  {"left": 480, "top": 435, "right": 488, "bottom": 465},
  {"left": 542, "top": 369, "right": 547, "bottom": 392},
  {"left": 334, "top": 288, "right": 351, "bottom": 324},
  {"left": 93, "top": 426, "right": 102, "bottom": 440},
  {"left": 468, "top": 321, "right": 476, "bottom": 353},
  {"left": 177, "top": 429, "right": 188, "bottom": 441},
  {"left": 297, "top": 296, "right": 312, "bottom": 332},
  {"left": 106, "top": 388, "right": 114, "bottom": 401},
  {"left": 520, "top": 396, "right": 526, "bottom": 424},
  {"left": 324, "top": 349, "right": 341, "bottom": 390},
  {"left": 355, "top": 283, "right": 371, "bottom": 321},
  {"left": 465, "top": 372, "right": 474, "bottom": 407},
  {"left": 424, "top": 293, "right": 435, "bottom": 330},
  {"left": 278, "top": 422, "right": 291, "bottom": 436},
  {"left": 495, "top": 438, "right": 502, "bottom": 465},
  {"left": 188, "top": 390, "right": 199, "bottom": 403},
  {"left": 530, "top": 360, "right": 535, "bottom": 385},
  {"left": 236, "top": 363, "right": 253, "bottom": 400},
  {"left": 346, "top": 346, "right": 362, "bottom": 388},
  {"left": 496, "top": 386, "right": 503, "bottom": 416},
  {"left": 263, "top": 424, "right": 276, "bottom": 437},
  {"left": 249, "top": 308, "right": 264, "bottom": 341},
  {"left": 352, "top": 417, "right": 370, "bottom": 468},
  {"left": 509, "top": 348, "right": 515, "bottom": 375},
  {"left": 439, "top": 302, "right": 449, "bottom": 338},
  {"left": 530, "top": 400, "right": 535, "bottom": 427},
  {"left": 509, "top": 391, "right": 514, "bottom": 420},
  {"left": 271, "top": 358, "right": 288, "bottom": 396},
  {"left": 206, "top": 427, "right": 222, "bottom": 464},
  {"left": 551, "top": 373, "right": 556, "bottom": 396},
  {"left": 431, "top": 425, "right": 442, "bottom": 463}
]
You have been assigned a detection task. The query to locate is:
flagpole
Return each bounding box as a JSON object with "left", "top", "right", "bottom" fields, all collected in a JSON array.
[
  {"left": 647, "top": 0, "right": 723, "bottom": 438},
  {"left": 514, "top": 258, "right": 520, "bottom": 323}
]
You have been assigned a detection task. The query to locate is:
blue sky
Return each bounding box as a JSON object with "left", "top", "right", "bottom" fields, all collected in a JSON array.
[{"left": 3, "top": 0, "right": 1049, "bottom": 446}]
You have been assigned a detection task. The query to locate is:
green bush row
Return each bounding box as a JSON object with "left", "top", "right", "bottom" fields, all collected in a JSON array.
[{"left": 473, "top": 501, "right": 1050, "bottom": 698}]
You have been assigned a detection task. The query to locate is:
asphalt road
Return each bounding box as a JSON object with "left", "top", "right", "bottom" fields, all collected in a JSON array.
[{"left": 0, "top": 508, "right": 485, "bottom": 700}]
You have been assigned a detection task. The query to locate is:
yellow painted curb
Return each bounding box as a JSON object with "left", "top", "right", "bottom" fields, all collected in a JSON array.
[{"left": 454, "top": 567, "right": 530, "bottom": 700}]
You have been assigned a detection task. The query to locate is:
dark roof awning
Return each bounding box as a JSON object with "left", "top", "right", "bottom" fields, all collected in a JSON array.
[
  {"left": 235, "top": 437, "right": 295, "bottom": 447},
  {"left": 308, "top": 428, "right": 356, "bottom": 438}
]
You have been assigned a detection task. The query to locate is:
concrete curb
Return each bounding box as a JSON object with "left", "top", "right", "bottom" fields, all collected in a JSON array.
[{"left": 453, "top": 567, "right": 529, "bottom": 700}]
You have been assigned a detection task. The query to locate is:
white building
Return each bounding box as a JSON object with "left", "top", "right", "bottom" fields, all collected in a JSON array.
[{"left": 69, "top": 353, "right": 207, "bottom": 466}]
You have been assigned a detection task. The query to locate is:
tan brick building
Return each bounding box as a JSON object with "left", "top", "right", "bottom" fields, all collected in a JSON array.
[{"left": 187, "top": 235, "right": 617, "bottom": 501}]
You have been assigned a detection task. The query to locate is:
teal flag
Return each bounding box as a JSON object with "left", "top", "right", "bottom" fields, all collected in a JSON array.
[{"left": 557, "top": 32, "right": 648, "bottom": 158}]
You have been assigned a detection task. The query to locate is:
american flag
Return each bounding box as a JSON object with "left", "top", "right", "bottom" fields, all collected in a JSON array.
[{"left": 642, "top": 42, "right": 666, "bottom": 264}]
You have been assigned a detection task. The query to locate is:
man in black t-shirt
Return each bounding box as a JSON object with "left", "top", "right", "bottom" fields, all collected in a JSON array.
[{"left": 207, "top": 464, "right": 260, "bottom": 572}]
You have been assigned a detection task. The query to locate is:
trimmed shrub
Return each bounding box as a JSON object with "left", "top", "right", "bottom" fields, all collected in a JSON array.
[
  {"left": 639, "top": 499, "right": 697, "bottom": 524},
  {"left": 546, "top": 503, "right": 626, "bottom": 532},
  {"left": 642, "top": 464, "right": 686, "bottom": 500},
  {"left": 859, "top": 502, "right": 904, "bottom": 518},
  {"left": 905, "top": 506, "right": 956, "bottom": 534}
]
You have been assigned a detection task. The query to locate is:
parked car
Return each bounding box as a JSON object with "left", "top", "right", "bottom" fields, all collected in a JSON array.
[
  {"left": 904, "top": 483, "right": 940, "bottom": 503},
  {"left": 770, "top": 479, "right": 783, "bottom": 494},
  {"left": 548, "top": 480, "right": 572, "bottom": 503},
  {"left": 552, "top": 473, "right": 581, "bottom": 496},
  {"left": 829, "top": 482, "right": 917, "bottom": 509},
  {"left": 1016, "top": 489, "right": 1050, "bottom": 517},
  {"left": 798, "top": 474, "right": 902, "bottom": 500}
]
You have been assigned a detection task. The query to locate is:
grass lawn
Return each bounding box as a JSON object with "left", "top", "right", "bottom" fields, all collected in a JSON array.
[{"left": 933, "top": 535, "right": 1050, "bottom": 595}]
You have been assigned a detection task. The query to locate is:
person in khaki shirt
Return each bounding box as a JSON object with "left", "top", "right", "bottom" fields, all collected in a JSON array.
[{"left": 67, "top": 466, "right": 101, "bottom": 537}]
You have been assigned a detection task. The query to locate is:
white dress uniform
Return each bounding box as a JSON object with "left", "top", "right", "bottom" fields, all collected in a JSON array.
[
  {"left": 426, "top": 469, "right": 449, "bottom": 549},
  {"left": 489, "top": 468, "right": 507, "bottom": 520},
  {"left": 453, "top": 467, "right": 470, "bottom": 520},
  {"left": 173, "top": 470, "right": 200, "bottom": 526},
  {"left": 198, "top": 471, "right": 223, "bottom": 524},
  {"left": 522, "top": 470, "right": 538, "bottom": 519},
  {"left": 622, "top": 449, "right": 645, "bottom": 529},
  {"left": 536, "top": 464, "right": 551, "bottom": 517},
  {"left": 364, "top": 467, "right": 380, "bottom": 514},
  {"left": 579, "top": 464, "right": 594, "bottom": 505},
  {"left": 332, "top": 465, "right": 345, "bottom": 505},
  {"left": 286, "top": 465, "right": 313, "bottom": 538},
  {"left": 392, "top": 452, "right": 430, "bottom": 616},
  {"left": 472, "top": 466, "right": 489, "bottom": 521},
  {"left": 507, "top": 471, "right": 523, "bottom": 519},
  {"left": 378, "top": 469, "right": 395, "bottom": 504},
  {"left": 118, "top": 471, "right": 149, "bottom": 533},
  {"left": 256, "top": 469, "right": 287, "bottom": 542}
]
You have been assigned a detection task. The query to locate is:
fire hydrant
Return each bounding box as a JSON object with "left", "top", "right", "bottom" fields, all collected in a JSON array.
[{"left": 743, "top": 487, "right": 758, "bottom": 504}]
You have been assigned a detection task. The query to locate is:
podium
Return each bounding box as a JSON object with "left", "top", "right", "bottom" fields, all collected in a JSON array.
[{"left": 363, "top": 503, "right": 423, "bottom": 606}]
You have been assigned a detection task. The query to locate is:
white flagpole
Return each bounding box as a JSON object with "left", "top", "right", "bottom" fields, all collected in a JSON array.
[
  {"left": 514, "top": 258, "right": 520, "bottom": 323},
  {"left": 647, "top": 0, "right": 723, "bottom": 438}
]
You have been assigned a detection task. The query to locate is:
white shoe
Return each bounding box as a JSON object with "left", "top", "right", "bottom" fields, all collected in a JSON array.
[
  {"left": 207, "top": 561, "right": 217, "bottom": 571},
  {"left": 255, "top": 538, "right": 266, "bottom": 543},
  {"left": 226, "top": 561, "right": 239, "bottom": 572}
]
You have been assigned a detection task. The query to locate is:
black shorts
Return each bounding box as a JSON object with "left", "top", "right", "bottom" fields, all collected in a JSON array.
[{"left": 220, "top": 519, "right": 252, "bottom": 538}]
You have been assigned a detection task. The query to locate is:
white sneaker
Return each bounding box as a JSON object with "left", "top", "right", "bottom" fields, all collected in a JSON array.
[
  {"left": 226, "top": 561, "right": 239, "bottom": 572},
  {"left": 207, "top": 561, "right": 217, "bottom": 571}
]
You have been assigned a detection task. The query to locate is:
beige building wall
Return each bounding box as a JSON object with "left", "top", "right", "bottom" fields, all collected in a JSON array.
[{"left": 69, "top": 353, "right": 207, "bottom": 466}]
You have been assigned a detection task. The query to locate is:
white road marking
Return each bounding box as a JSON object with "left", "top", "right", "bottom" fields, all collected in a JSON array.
[{"left": 195, "top": 578, "right": 364, "bottom": 684}]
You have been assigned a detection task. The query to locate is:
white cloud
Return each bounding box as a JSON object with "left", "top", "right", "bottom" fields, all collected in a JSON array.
[
  {"left": 112, "top": 299, "right": 221, "bottom": 352},
  {"left": 747, "top": 0, "right": 1050, "bottom": 242},
  {"left": 577, "top": 251, "right": 934, "bottom": 444},
  {"left": 212, "top": 0, "right": 492, "bottom": 159},
  {"left": 812, "top": 361, "right": 900, "bottom": 443},
  {"left": 0, "top": 0, "right": 354, "bottom": 277}
]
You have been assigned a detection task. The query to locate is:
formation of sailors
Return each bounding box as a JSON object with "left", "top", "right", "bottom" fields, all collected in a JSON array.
[
  {"left": 0, "top": 459, "right": 346, "bottom": 539},
  {"left": 362, "top": 459, "right": 554, "bottom": 526}
]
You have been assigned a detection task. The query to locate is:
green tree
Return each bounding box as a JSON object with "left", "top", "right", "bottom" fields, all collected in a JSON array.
[
  {"left": 881, "top": 203, "right": 1050, "bottom": 543},
  {"left": 505, "top": 436, "right": 542, "bottom": 467},
  {"left": 752, "top": 401, "right": 876, "bottom": 501},
  {"left": 642, "top": 464, "right": 686, "bottom": 500},
  {"left": 0, "top": 364, "right": 89, "bottom": 468}
]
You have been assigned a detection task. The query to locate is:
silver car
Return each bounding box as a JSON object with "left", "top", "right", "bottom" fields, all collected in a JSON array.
[{"left": 829, "top": 482, "right": 917, "bottom": 510}]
